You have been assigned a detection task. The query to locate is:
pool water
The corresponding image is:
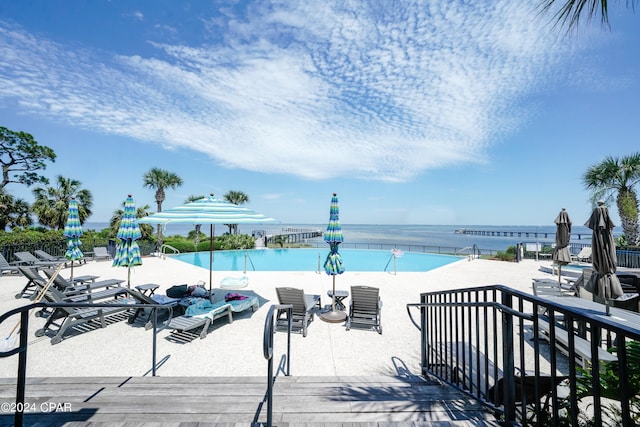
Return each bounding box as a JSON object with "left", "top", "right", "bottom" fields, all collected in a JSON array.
[
  {"left": 541, "top": 263, "right": 591, "bottom": 277},
  {"left": 172, "top": 248, "right": 462, "bottom": 272}
]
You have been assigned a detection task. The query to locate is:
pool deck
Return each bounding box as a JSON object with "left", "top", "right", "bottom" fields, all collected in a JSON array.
[{"left": 0, "top": 255, "right": 553, "bottom": 378}]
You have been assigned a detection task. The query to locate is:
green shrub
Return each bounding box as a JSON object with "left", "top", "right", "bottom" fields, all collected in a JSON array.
[
  {"left": 216, "top": 234, "right": 255, "bottom": 250},
  {"left": 0, "top": 228, "right": 64, "bottom": 246},
  {"left": 495, "top": 250, "right": 516, "bottom": 261}
]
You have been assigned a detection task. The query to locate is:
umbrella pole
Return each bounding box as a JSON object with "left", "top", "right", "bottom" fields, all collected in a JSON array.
[
  {"left": 331, "top": 275, "right": 336, "bottom": 311},
  {"left": 70, "top": 260, "right": 74, "bottom": 283},
  {"left": 209, "top": 224, "right": 214, "bottom": 300},
  {"left": 558, "top": 265, "right": 561, "bottom": 284},
  {"left": 320, "top": 273, "right": 347, "bottom": 323}
]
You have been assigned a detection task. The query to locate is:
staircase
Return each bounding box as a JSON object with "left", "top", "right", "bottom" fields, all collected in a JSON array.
[{"left": 0, "top": 375, "right": 499, "bottom": 426}]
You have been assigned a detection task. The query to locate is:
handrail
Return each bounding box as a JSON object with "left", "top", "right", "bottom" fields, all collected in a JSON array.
[
  {"left": 262, "top": 304, "right": 292, "bottom": 427},
  {"left": 159, "top": 244, "right": 180, "bottom": 259},
  {"left": 407, "top": 284, "right": 640, "bottom": 426},
  {"left": 0, "top": 299, "right": 173, "bottom": 426},
  {"left": 384, "top": 249, "right": 403, "bottom": 274},
  {"left": 244, "top": 251, "right": 256, "bottom": 273},
  {"left": 455, "top": 244, "right": 480, "bottom": 260},
  {"left": 383, "top": 254, "right": 394, "bottom": 273}
]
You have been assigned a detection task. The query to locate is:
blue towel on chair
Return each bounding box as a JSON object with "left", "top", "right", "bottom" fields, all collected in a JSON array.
[{"left": 185, "top": 299, "right": 230, "bottom": 319}]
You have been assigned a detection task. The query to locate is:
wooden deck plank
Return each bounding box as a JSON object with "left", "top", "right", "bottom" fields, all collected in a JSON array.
[{"left": 0, "top": 375, "right": 500, "bottom": 426}]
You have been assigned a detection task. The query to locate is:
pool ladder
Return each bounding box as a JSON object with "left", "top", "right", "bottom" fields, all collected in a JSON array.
[
  {"left": 243, "top": 251, "right": 256, "bottom": 273},
  {"left": 384, "top": 250, "right": 403, "bottom": 275},
  {"left": 159, "top": 244, "right": 180, "bottom": 260},
  {"left": 456, "top": 244, "right": 480, "bottom": 260}
]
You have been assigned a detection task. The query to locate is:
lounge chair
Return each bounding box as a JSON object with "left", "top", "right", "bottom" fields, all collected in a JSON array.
[
  {"left": 167, "top": 291, "right": 260, "bottom": 339},
  {"left": 532, "top": 279, "right": 566, "bottom": 315},
  {"left": 126, "top": 289, "right": 179, "bottom": 330},
  {"left": 16, "top": 266, "right": 103, "bottom": 299},
  {"left": 346, "top": 285, "right": 382, "bottom": 334},
  {"left": 571, "top": 247, "right": 592, "bottom": 263},
  {"left": 34, "top": 249, "right": 85, "bottom": 266},
  {"left": 34, "top": 285, "right": 132, "bottom": 345},
  {"left": 92, "top": 247, "right": 112, "bottom": 261},
  {"left": 275, "top": 287, "right": 321, "bottom": 337},
  {"left": 41, "top": 268, "right": 122, "bottom": 295},
  {"left": 13, "top": 251, "right": 63, "bottom": 268},
  {"left": 0, "top": 253, "right": 20, "bottom": 275}
]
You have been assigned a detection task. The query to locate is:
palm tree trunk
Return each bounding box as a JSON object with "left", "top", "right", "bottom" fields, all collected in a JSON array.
[{"left": 617, "top": 189, "right": 639, "bottom": 246}]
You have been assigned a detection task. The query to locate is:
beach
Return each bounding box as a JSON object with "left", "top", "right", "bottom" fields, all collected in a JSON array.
[{"left": 0, "top": 255, "right": 553, "bottom": 379}]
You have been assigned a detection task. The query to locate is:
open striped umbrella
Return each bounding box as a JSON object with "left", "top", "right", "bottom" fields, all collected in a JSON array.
[
  {"left": 320, "top": 193, "right": 346, "bottom": 323},
  {"left": 63, "top": 198, "right": 83, "bottom": 282},
  {"left": 112, "top": 195, "right": 143, "bottom": 288},
  {"left": 138, "top": 194, "right": 277, "bottom": 294}
]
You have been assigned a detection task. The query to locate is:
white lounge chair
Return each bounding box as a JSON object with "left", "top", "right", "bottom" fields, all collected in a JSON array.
[
  {"left": 571, "top": 247, "right": 592, "bottom": 263},
  {"left": 93, "top": 247, "right": 112, "bottom": 261}
]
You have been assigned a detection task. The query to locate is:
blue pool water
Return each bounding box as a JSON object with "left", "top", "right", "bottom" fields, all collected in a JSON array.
[{"left": 171, "top": 248, "right": 463, "bottom": 272}]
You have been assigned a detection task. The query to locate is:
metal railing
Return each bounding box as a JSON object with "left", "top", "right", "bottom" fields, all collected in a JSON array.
[
  {"left": 244, "top": 251, "right": 256, "bottom": 272},
  {"left": 406, "top": 285, "right": 640, "bottom": 426},
  {"left": 0, "top": 300, "right": 173, "bottom": 427},
  {"left": 159, "top": 244, "right": 180, "bottom": 258},
  {"left": 304, "top": 241, "right": 501, "bottom": 257},
  {"left": 1, "top": 239, "right": 157, "bottom": 261},
  {"left": 617, "top": 250, "right": 640, "bottom": 269},
  {"left": 262, "top": 304, "right": 292, "bottom": 427}
]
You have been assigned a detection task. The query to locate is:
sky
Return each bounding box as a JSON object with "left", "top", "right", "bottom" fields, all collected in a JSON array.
[{"left": 0, "top": 1, "right": 638, "bottom": 226}]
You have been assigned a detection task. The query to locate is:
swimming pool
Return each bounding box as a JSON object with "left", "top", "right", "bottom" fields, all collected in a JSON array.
[
  {"left": 171, "top": 248, "right": 463, "bottom": 272},
  {"left": 540, "top": 263, "right": 591, "bottom": 277}
]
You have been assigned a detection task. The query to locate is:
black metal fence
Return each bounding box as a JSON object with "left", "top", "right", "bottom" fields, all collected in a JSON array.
[
  {"left": 407, "top": 285, "right": 640, "bottom": 426},
  {"left": 1, "top": 239, "right": 156, "bottom": 263}
]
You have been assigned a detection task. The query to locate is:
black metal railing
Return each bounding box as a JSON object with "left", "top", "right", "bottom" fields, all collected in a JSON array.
[
  {"left": 303, "top": 241, "right": 500, "bottom": 257},
  {"left": 262, "top": 304, "right": 292, "bottom": 427},
  {"left": 406, "top": 285, "right": 640, "bottom": 426},
  {"left": 1, "top": 239, "right": 157, "bottom": 262},
  {"left": 0, "top": 300, "right": 173, "bottom": 427}
]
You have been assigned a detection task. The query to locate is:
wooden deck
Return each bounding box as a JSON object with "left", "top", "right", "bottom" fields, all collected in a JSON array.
[{"left": 0, "top": 375, "right": 499, "bottom": 426}]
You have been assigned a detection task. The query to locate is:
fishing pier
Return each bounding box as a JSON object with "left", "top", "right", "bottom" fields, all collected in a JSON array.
[
  {"left": 455, "top": 228, "right": 590, "bottom": 240},
  {"left": 267, "top": 228, "right": 323, "bottom": 243}
]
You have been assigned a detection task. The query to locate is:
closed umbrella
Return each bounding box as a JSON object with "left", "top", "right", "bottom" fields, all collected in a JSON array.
[
  {"left": 584, "top": 201, "right": 623, "bottom": 306},
  {"left": 319, "top": 193, "right": 347, "bottom": 323},
  {"left": 112, "top": 195, "right": 143, "bottom": 288},
  {"left": 63, "top": 198, "right": 84, "bottom": 283},
  {"left": 552, "top": 208, "right": 572, "bottom": 284},
  {"left": 138, "top": 194, "right": 277, "bottom": 296}
]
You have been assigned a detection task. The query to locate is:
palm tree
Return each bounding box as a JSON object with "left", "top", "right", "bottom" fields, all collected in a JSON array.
[
  {"left": 0, "top": 190, "right": 32, "bottom": 231},
  {"left": 142, "top": 168, "right": 183, "bottom": 247},
  {"left": 583, "top": 153, "right": 640, "bottom": 245},
  {"left": 539, "top": 0, "right": 637, "bottom": 30},
  {"left": 272, "top": 234, "right": 288, "bottom": 248},
  {"left": 109, "top": 203, "right": 154, "bottom": 240},
  {"left": 223, "top": 190, "right": 249, "bottom": 234},
  {"left": 185, "top": 194, "right": 205, "bottom": 248},
  {"left": 31, "top": 175, "right": 92, "bottom": 229}
]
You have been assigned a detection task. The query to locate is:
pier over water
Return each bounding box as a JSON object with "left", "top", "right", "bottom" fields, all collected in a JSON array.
[
  {"left": 267, "top": 227, "right": 323, "bottom": 243},
  {"left": 455, "top": 228, "right": 589, "bottom": 240}
]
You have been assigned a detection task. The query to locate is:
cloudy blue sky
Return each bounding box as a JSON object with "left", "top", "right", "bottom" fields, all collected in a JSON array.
[{"left": 0, "top": 1, "right": 638, "bottom": 226}]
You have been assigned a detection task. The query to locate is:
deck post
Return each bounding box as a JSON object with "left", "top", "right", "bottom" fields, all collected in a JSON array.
[{"left": 501, "top": 292, "right": 516, "bottom": 425}]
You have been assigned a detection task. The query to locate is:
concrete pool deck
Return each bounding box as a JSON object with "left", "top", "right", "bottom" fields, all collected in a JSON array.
[{"left": 0, "top": 255, "right": 555, "bottom": 378}]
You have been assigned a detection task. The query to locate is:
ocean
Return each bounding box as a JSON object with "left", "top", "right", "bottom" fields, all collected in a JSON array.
[{"left": 83, "top": 222, "right": 607, "bottom": 253}]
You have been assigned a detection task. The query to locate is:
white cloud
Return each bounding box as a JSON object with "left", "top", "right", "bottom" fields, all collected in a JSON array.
[{"left": 0, "top": 1, "right": 591, "bottom": 182}]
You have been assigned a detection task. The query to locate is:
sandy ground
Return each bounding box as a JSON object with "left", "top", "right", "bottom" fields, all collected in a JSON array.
[{"left": 0, "top": 255, "right": 555, "bottom": 378}]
